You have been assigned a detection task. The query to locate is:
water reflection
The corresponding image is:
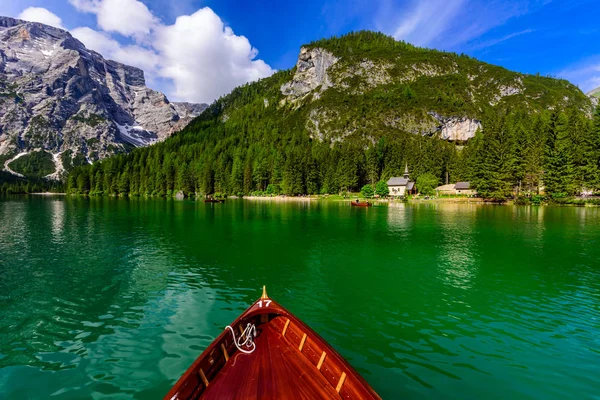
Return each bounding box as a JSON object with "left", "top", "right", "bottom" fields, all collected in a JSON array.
[
  {"left": 50, "top": 199, "right": 65, "bottom": 244},
  {"left": 436, "top": 204, "right": 478, "bottom": 291},
  {"left": 386, "top": 202, "right": 412, "bottom": 238},
  {"left": 2, "top": 198, "right": 600, "bottom": 399}
]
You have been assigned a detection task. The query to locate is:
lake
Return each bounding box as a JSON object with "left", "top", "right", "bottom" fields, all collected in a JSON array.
[{"left": 0, "top": 196, "right": 599, "bottom": 399}]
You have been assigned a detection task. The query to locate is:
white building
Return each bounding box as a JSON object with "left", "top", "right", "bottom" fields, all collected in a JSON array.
[{"left": 387, "top": 165, "right": 415, "bottom": 197}]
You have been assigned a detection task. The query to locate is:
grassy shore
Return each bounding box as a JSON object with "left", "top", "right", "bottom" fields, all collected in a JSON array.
[{"left": 240, "top": 194, "right": 485, "bottom": 204}]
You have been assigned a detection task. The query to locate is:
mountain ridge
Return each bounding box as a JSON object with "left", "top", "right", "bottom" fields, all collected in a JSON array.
[
  {"left": 8, "top": 30, "right": 599, "bottom": 199},
  {"left": 587, "top": 86, "right": 600, "bottom": 107},
  {"left": 0, "top": 16, "right": 207, "bottom": 179}
]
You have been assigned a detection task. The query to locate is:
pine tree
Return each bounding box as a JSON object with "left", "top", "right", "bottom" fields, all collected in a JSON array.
[
  {"left": 523, "top": 115, "right": 547, "bottom": 194},
  {"left": 589, "top": 108, "right": 600, "bottom": 191},
  {"left": 544, "top": 111, "right": 574, "bottom": 197},
  {"left": 473, "top": 111, "right": 516, "bottom": 200}
]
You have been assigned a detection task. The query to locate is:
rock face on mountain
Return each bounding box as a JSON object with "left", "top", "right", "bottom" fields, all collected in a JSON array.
[
  {"left": 275, "top": 36, "right": 590, "bottom": 143},
  {"left": 587, "top": 86, "right": 600, "bottom": 107},
  {"left": 0, "top": 17, "right": 206, "bottom": 178},
  {"left": 281, "top": 47, "right": 339, "bottom": 100}
]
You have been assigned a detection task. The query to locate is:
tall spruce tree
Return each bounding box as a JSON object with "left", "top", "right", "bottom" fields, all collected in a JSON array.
[
  {"left": 523, "top": 114, "right": 547, "bottom": 194},
  {"left": 587, "top": 108, "right": 600, "bottom": 191},
  {"left": 544, "top": 111, "right": 574, "bottom": 197},
  {"left": 472, "top": 110, "right": 516, "bottom": 200}
]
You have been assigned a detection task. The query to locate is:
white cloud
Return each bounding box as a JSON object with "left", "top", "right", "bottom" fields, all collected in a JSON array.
[
  {"left": 66, "top": 3, "right": 274, "bottom": 103},
  {"left": 154, "top": 8, "right": 274, "bottom": 104},
  {"left": 68, "top": 0, "right": 99, "bottom": 13},
  {"left": 378, "top": 0, "right": 540, "bottom": 50},
  {"left": 468, "top": 29, "right": 535, "bottom": 51},
  {"left": 391, "top": 0, "right": 466, "bottom": 47},
  {"left": 70, "top": 26, "right": 119, "bottom": 56},
  {"left": 70, "top": 27, "right": 161, "bottom": 74},
  {"left": 18, "top": 7, "right": 66, "bottom": 30},
  {"left": 69, "top": 0, "right": 158, "bottom": 40}
]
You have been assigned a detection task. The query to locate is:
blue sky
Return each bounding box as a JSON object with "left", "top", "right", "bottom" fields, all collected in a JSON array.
[{"left": 3, "top": 0, "right": 600, "bottom": 103}]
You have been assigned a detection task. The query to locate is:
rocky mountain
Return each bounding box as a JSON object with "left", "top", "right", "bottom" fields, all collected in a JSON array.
[
  {"left": 277, "top": 36, "right": 591, "bottom": 143},
  {"left": 64, "top": 31, "right": 595, "bottom": 198},
  {"left": 0, "top": 16, "right": 207, "bottom": 179},
  {"left": 587, "top": 86, "right": 600, "bottom": 107}
]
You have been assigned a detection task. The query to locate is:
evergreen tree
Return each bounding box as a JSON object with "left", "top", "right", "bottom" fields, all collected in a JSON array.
[
  {"left": 588, "top": 108, "right": 600, "bottom": 191},
  {"left": 544, "top": 112, "right": 574, "bottom": 197},
  {"left": 472, "top": 111, "right": 516, "bottom": 200}
]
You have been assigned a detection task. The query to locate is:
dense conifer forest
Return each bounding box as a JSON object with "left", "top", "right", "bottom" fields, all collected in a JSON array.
[{"left": 58, "top": 106, "right": 600, "bottom": 201}]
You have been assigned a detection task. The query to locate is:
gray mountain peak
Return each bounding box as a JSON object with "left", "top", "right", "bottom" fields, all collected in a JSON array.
[{"left": 0, "top": 16, "right": 207, "bottom": 178}]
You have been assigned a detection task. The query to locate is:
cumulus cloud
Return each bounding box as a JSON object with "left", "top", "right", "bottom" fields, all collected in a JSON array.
[
  {"left": 154, "top": 8, "right": 274, "bottom": 104},
  {"left": 18, "top": 7, "right": 66, "bottom": 29},
  {"left": 70, "top": 27, "right": 161, "bottom": 74},
  {"left": 64, "top": 1, "right": 274, "bottom": 103},
  {"left": 69, "top": 0, "right": 158, "bottom": 40},
  {"left": 70, "top": 26, "right": 119, "bottom": 56}
]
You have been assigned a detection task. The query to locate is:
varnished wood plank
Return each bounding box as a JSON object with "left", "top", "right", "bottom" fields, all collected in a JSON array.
[
  {"left": 299, "top": 333, "right": 307, "bottom": 351},
  {"left": 257, "top": 325, "right": 275, "bottom": 399},
  {"left": 235, "top": 339, "right": 262, "bottom": 399},
  {"left": 277, "top": 339, "right": 339, "bottom": 399},
  {"left": 317, "top": 351, "right": 326, "bottom": 370},
  {"left": 336, "top": 372, "right": 347, "bottom": 393},
  {"left": 220, "top": 343, "right": 229, "bottom": 362},
  {"left": 282, "top": 318, "right": 290, "bottom": 336},
  {"left": 198, "top": 368, "right": 209, "bottom": 387}
]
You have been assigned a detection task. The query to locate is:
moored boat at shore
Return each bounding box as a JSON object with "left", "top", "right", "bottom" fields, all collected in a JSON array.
[
  {"left": 204, "top": 198, "right": 225, "bottom": 203},
  {"left": 165, "top": 287, "right": 381, "bottom": 399},
  {"left": 350, "top": 200, "right": 372, "bottom": 207}
]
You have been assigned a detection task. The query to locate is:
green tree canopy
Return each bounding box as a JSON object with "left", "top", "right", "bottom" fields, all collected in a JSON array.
[
  {"left": 361, "top": 184, "right": 374, "bottom": 198},
  {"left": 416, "top": 173, "right": 439, "bottom": 196},
  {"left": 375, "top": 180, "right": 389, "bottom": 197}
]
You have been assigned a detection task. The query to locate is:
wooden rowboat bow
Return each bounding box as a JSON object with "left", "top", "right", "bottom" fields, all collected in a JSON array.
[{"left": 165, "top": 286, "right": 381, "bottom": 399}]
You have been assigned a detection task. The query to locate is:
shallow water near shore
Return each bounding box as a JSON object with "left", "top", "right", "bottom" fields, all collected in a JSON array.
[{"left": 1, "top": 196, "right": 599, "bottom": 399}]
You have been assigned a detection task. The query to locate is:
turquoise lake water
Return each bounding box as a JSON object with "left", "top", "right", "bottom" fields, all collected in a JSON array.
[{"left": 0, "top": 196, "right": 599, "bottom": 399}]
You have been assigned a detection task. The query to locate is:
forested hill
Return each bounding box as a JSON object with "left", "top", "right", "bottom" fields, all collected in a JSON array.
[{"left": 62, "top": 31, "right": 598, "bottom": 200}]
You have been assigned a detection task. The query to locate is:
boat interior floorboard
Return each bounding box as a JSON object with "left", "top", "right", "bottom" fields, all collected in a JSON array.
[{"left": 201, "top": 322, "right": 340, "bottom": 399}]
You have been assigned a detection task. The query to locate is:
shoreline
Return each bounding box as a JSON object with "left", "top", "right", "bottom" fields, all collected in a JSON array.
[
  {"left": 241, "top": 195, "right": 486, "bottom": 204},
  {"left": 3, "top": 193, "right": 597, "bottom": 207},
  {"left": 241, "top": 195, "right": 315, "bottom": 202}
]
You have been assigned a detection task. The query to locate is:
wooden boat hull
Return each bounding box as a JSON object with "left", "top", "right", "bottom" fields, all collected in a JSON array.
[
  {"left": 165, "top": 288, "right": 380, "bottom": 400},
  {"left": 204, "top": 199, "right": 225, "bottom": 203},
  {"left": 351, "top": 201, "right": 371, "bottom": 207}
]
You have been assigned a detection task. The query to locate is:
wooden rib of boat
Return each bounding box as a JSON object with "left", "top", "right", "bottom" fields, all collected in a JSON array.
[
  {"left": 204, "top": 198, "right": 225, "bottom": 203},
  {"left": 165, "top": 287, "right": 381, "bottom": 400},
  {"left": 351, "top": 201, "right": 371, "bottom": 207}
]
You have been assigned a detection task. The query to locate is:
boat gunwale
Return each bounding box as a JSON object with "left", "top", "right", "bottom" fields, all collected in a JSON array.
[
  {"left": 350, "top": 201, "right": 372, "bottom": 207},
  {"left": 164, "top": 294, "right": 380, "bottom": 400}
]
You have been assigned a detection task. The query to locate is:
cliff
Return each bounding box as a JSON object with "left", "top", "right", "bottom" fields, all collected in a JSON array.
[{"left": 0, "top": 16, "right": 206, "bottom": 179}]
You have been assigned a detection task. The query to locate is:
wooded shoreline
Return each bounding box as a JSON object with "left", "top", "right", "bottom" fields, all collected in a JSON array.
[{"left": 3, "top": 192, "right": 599, "bottom": 207}]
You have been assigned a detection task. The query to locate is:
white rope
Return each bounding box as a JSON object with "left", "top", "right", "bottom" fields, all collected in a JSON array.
[{"left": 225, "top": 323, "right": 256, "bottom": 354}]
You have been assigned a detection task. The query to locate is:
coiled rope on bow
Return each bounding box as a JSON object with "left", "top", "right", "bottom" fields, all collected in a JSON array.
[{"left": 225, "top": 323, "right": 256, "bottom": 354}]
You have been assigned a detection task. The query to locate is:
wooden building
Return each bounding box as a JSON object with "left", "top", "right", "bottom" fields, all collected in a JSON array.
[{"left": 435, "top": 182, "right": 475, "bottom": 195}]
